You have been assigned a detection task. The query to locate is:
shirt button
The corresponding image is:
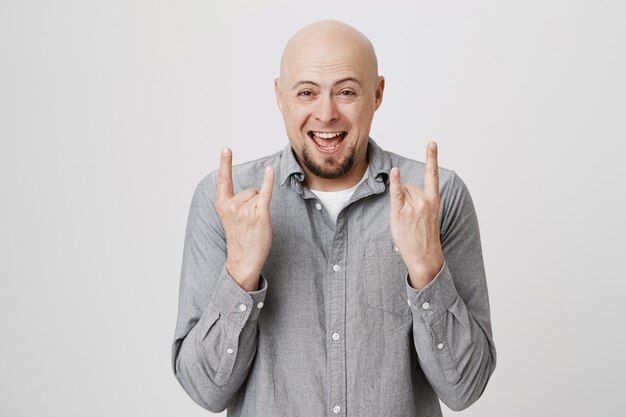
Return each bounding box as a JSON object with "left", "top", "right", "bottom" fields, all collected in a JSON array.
[
  {"left": 257, "top": 301, "right": 264, "bottom": 309},
  {"left": 332, "top": 264, "right": 341, "bottom": 272},
  {"left": 332, "top": 405, "right": 341, "bottom": 414},
  {"left": 226, "top": 347, "right": 234, "bottom": 354},
  {"left": 407, "top": 299, "right": 411, "bottom": 306},
  {"left": 315, "top": 202, "right": 322, "bottom": 210},
  {"left": 239, "top": 304, "right": 247, "bottom": 312},
  {"left": 422, "top": 301, "right": 430, "bottom": 310},
  {"left": 393, "top": 245, "right": 399, "bottom": 252},
  {"left": 331, "top": 332, "right": 340, "bottom": 341},
  {"left": 437, "top": 343, "right": 444, "bottom": 350}
]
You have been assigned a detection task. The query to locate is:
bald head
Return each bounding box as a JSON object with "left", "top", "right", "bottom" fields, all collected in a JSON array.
[
  {"left": 274, "top": 20, "right": 385, "bottom": 191},
  {"left": 278, "top": 20, "right": 379, "bottom": 89}
]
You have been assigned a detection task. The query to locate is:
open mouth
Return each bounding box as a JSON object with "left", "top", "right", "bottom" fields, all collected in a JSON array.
[{"left": 307, "top": 131, "right": 347, "bottom": 153}]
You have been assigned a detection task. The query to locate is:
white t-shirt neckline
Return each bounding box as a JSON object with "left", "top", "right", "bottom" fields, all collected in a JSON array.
[{"left": 309, "top": 166, "right": 370, "bottom": 224}]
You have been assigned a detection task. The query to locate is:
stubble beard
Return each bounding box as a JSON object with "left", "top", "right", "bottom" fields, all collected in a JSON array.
[{"left": 300, "top": 144, "right": 356, "bottom": 180}]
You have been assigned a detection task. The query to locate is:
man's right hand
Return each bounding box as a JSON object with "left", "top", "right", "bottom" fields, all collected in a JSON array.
[{"left": 215, "top": 147, "right": 274, "bottom": 292}]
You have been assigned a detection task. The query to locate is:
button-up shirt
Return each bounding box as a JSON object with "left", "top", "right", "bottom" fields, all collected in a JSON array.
[{"left": 171, "top": 138, "right": 497, "bottom": 416}]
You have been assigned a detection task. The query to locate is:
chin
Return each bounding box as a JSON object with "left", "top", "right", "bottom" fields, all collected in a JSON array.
[{"left": 301, "top": 142, "right": 356, "bottom": 180}]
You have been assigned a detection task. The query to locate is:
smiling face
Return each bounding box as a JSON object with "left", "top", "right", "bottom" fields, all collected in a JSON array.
[{"left": 275, "top": 21, "right": 385, "bottom": 191}]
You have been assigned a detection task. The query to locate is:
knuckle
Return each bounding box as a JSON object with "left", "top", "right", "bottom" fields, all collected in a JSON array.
[{"left": 227, "top": 202, "right": 238, "bottom": 215}]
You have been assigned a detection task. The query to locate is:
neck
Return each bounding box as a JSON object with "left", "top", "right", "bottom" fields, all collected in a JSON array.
[{"left": 303, "top": 157, "right": 368, "bottom": 192}]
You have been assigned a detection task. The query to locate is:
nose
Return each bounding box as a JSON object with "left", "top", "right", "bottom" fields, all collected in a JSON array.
[{"left": 313, "top": 95, "right": 339, "bottom": 124}]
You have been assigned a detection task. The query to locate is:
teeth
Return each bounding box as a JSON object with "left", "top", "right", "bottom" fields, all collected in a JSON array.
[
  {"left": 312, "top": 131, "right": 342, "bottom": 139},
  {"left": 309, "top": 131, "right": 345, "bottom": 152}
]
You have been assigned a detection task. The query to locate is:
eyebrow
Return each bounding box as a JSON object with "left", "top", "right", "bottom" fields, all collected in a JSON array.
[{"left": 291, "top": 77, "right": 362, "bottom": 90}]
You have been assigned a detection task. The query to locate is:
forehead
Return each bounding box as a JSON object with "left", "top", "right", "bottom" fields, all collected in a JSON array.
[
  {"left": 282, "top": 32, "right": 375, "bottom": 86},
  {"left": 290, "top": 60, "right": 364, "bottom": 85}
]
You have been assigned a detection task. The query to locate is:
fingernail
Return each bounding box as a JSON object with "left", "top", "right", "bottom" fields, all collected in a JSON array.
[
  {"left": 431, "top": 142, "right": 437, "bottom": 150},
  {"left": 222, "top": 147, "right": 229, "bottom": 155},
  {"left": 265, "top": 166, "right": 272, "bottom": 173}
]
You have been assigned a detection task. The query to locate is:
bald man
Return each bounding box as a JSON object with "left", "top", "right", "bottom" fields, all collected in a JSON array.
[{"left": 172, "top": 20, "right": 496, "bottom": 416}]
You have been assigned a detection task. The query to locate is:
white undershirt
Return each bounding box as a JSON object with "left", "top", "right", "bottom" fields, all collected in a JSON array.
[{"left": 309, "top": 166, "right": 369, "bottom": 224}]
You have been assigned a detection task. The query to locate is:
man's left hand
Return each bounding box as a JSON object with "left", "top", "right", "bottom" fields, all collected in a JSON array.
[{"left": 389, "top": 141, "right": 444, "bottom": 290}]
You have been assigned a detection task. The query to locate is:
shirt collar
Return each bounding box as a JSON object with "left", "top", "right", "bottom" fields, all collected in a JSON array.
[
  {"left": 279, "top": 142, "right": 305, "bottom": 187},
  {"left": 279, "top": 137, "right": 392, "bottom": 188}
]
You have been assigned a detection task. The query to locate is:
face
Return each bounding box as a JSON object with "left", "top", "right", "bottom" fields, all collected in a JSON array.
[{"left": 275, "top": 32, "right": 384, "bottom": 184}]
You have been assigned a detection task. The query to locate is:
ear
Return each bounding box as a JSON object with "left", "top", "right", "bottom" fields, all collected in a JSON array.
[
  {"left": 374, "top": 76, "right": 385, "bottom": 111},
  {"left": 274, "top": 78, "right": 283, "bottom": 113}
]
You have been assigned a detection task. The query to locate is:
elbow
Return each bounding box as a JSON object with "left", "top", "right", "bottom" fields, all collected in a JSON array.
[
  {"left": 187, "top": 385, "right": 230, "bottom": 413},
  {"left": 441, "top": 379, "right": 490, "bottom": 412},
  {"left": 443, "top": 395, "right": 476, "bottom": 412},
  {"left": 196, "top": 396, "right": 230, "bottom": 414},
  {"left": 173, "top": 364, "right": 233, "bottom": 413},
  {"left": 440, "top": 386, "right": 480, "bottom": 412},
  {"left": 442, "top": 348, "right": 497, "bottom": 412},
  {"left": 172, "top": 348, "right": 234, "bottom": 413}
]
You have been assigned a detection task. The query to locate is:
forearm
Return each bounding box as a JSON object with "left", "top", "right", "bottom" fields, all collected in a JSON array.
[
  {"left": 173, "top": 268, "right": 267, "bottom": 412},
  {"left": 406, "top": 171, "right": 496, "bottom": 411},
  {"left": 407, "top": 262, "right": 496, "bottom": 411}
]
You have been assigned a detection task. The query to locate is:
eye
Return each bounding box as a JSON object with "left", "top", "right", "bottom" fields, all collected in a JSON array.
[
  {"left": 298, "top": 90, "right": 314, "bottom": 97},
  {"left": 339, "top": 89, "right": 356, "bottom": 97}
]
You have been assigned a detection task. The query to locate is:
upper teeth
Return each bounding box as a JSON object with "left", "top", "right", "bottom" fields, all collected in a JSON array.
[{"left": 313, "top": 132, "right": 342, "bottom": 139}]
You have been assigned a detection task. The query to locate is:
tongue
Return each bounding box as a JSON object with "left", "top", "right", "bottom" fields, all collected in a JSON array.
[{"left": 312, "top": 135, "right": 342, "bottom": 147}]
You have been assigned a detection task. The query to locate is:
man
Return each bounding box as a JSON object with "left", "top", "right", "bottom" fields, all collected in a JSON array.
[{"left": 171, "top": 20, "right": 496, "bottom": 416}]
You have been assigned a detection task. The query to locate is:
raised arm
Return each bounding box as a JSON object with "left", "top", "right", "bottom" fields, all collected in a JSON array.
[
  {"left": 171, "top": 148, "right": 274, "bottom": 412},
  {"left": 390, "top": 142, "right": 497, "bottom": 411}
]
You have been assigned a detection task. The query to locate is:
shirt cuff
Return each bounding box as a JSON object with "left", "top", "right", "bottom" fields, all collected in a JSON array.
[
  {"left": 405, "top": 259, "right": 459, "bottom": 323},
  {"left": 210, "top": 265, "right": 268, "bottom": 329}
]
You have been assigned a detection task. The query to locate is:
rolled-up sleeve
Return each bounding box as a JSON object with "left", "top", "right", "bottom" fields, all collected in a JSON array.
[
  {"left": 406, "top": 171, "right": 497, "bottom": 412},
  {"left": 171, "top": 172, "right": 267, "bottom": 413}
]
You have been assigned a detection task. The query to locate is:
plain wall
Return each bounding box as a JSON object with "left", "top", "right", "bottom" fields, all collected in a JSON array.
[{"left": 1, "top": 0, "right": 625, "bottom": 416}]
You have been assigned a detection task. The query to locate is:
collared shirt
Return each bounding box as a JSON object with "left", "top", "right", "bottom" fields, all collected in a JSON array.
[{"left": 171, "top": 138, "right": 497, "bottom": 416}]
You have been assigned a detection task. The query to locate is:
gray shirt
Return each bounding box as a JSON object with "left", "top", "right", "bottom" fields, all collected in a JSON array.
[{"left": 171, "top": 138, "right": 497, "bottom": 416}]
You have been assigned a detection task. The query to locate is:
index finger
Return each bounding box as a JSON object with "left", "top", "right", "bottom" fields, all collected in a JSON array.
[
  {"left": 424, "top": 141, "right": 439, "bottom": 201},
  {"left": 217, "top": 147, "right": 234, "bottom": 202}
]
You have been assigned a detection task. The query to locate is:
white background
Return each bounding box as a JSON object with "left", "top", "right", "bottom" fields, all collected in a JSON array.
[{"left": 1, "top": 0, "right": 625, "bottom": 416}]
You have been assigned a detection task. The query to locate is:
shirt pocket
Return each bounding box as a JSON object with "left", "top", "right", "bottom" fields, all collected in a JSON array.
[{"left": 363, "top": 239, "right": 411, "bottom": 316}]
